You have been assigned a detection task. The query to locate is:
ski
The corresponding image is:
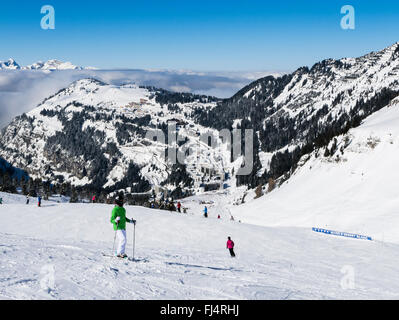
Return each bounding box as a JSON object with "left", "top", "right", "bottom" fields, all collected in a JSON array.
[
  {"left": 101, "top": 252, "right": 128, "bottom": 259},
  {"left": 102, "top": 253, "right": 148, "bottom": 263}
]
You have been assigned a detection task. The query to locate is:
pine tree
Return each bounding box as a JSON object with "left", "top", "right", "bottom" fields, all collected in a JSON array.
[
  {"left": 267, "top": 178, "right": 276, "bottom": 193},
  {"left": 70, "top": 187, "right": 78, "bottom": 203},
  {"left": 255, "top": 185, "right": 263, "bottom": 199},
  {"left": 21, "top": 177, "right": 28, "bottom": 195}
]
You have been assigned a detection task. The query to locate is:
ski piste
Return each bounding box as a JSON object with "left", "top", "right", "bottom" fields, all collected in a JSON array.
[{"left": 2, "top": 193, "right": 399, "bottom": 299}]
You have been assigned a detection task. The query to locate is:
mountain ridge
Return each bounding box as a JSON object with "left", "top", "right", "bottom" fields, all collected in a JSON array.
[
  {"left": 0, "top": 78, "right": 225, "bottom": 197},
  {"left": 0, "top": 58, "right": 95, "bottom": 71},
  {"left": 194, "top": 41, "right": 399, "bottom": 187},
  {"left": 1, "top": 41, "right": 399, "bottom": 198}
]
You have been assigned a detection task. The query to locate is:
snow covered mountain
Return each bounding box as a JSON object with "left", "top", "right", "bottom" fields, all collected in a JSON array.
[
  {"left": 0, "top": 78, "right": 226, "bottom": 195},
  {"left": 24, "top": 59, "right": 83, "bottom": 71},
  {"left": 0, "top": 58, "right": 21, "bottom": 70},
  {"left": 1, "top": 42, "right": 399, "bottom": 199},
  {"left": 196, "top": 41, "right": 399, "bottom": 187},
  {"left": 3, "top": 43, "right": 399, "bottom": 300},
  {"left": 0, "top": 58, "right": 92, "bottom": 70}
]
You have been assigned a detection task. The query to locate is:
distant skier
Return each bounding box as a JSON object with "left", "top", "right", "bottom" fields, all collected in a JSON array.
[
  {"left": 226, "top": 236, "right": 236, "bottom": 257},
  {"left": 0, "top": 197, "right": 2, "bottom": 205},
  {"left": 92, "top": 195, "right": 96, "bottom": 203},
  {"left": 177, "top": 201, "right": 181, "bottom": 213},
  {"left": 37, "top": 196, "right": 42, "bottom": 207},
  {"left": 204, "top": 206, "right": 208, "bottom": 218},
  {"left": 218, "top": 214, "right": 221, "bottom": 219},
  {"left": 26, "top": 196, "right": 29, "bottom": 205},
  {"left": 110, "top": 196, "right": 136, "bottom": 258}
]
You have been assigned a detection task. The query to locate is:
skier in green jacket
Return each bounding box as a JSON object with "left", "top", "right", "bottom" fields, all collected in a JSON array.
[{"left": 110, "top": 196, "right": 136, "bottom": 258}]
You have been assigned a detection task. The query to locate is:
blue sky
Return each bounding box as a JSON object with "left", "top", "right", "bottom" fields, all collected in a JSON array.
[{"left": 0, "top": 0, "right": 398, "bottom": 71}]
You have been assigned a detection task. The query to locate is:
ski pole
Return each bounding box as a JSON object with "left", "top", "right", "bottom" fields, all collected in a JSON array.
[{"left": 132, "top": 222, "right": 136, "bottom": 261}]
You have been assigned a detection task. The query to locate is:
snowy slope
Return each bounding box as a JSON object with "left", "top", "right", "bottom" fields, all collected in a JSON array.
[
  {"left": 1, "top": 192, "right": 399, "bottom": 300},
  {"left": 230, "top": 100, "right": 399, "bottom": 243}
]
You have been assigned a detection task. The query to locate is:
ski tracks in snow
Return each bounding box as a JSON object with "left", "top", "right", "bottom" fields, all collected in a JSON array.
[
  {"left": 0, "top": 232, "right": 301, "bottom": 299},
  {"left": 2, "top": 200, "right": 399, "bottom": 300}
]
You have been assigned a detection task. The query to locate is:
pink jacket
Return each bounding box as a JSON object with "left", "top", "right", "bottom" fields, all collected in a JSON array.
[{"left": 227, "top": 240, "right": 234, "bottom": 249}]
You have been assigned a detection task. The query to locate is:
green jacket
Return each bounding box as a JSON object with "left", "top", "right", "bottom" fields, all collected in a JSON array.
[{"left": 110, "top": 206, "right": 131, "bottom": 230}]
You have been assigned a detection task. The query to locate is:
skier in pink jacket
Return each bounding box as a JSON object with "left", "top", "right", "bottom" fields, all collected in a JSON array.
[{"left": 226, "top": 236, "right": 236, "bottom": 257}]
